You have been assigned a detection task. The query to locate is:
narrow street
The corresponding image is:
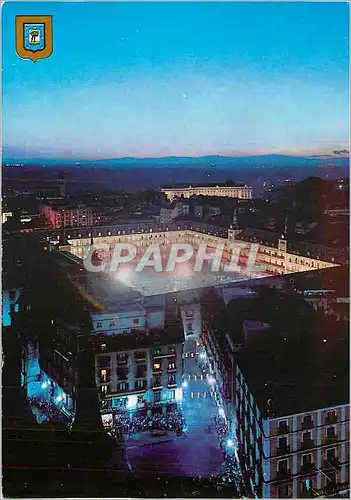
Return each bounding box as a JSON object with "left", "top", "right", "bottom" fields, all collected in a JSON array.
[{"left": 125, "top": 338, "right": 224, "bottom": 477}]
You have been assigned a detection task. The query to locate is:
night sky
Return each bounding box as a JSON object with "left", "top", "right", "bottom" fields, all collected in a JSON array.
[{"left": 2, "top": 2, "right": 349, "bottom": 160}]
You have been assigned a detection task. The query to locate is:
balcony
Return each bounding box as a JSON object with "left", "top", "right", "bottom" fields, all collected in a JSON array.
[
  {"left": 300, "top": 462, "right": 315, "bottom": 474},
  {"left": 98, "top": 377, "right": 111, "bottom": 384},
  {"left": 152, "top": 383, "right": 163, "bottom": 390},
  {"left": 167, "top": 382, "right": 177, "bottom": 389},
  {"left": 134, "top": 382, "right": 147, "bottom": 392},
  {"left": 153, "top": 369, "right": 162, "bottom": 376},
  {"left": 153, "top": 349, "right": 177, "bottom": 359},
  {"left": 301, "top": 439, "right": 314, "bottom": 451},
  {"left": 116, "top": 385, "right": 129, "bottom": 394},
  {"left": 167, "top": 367, "right": 177, "bottom": 374},
  {"left": 277, "top": 445, "right": 291, "bottom": 456},
  {"left": 276, "top": 469, "right": 291, "bottom": 479},
  {"left": 324, "top": 435, "right": 339, "bottom": 446},
  {"left": 324, "top": 457, "right": 341, "bottom": 470}
]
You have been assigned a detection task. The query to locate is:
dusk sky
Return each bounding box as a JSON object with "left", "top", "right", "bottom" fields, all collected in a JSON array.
[{"left": 2, "top": 2, "right": 349, "bottom": 160}]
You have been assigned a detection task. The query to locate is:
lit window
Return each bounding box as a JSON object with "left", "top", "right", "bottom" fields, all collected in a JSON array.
[
  {"left": 96, "top": 322, "right": 102, "bottom": 328},
  {"left": 168, "top": 362, "right": 176, "bottom": 370},
  {"left": 101, "top": 343, "right": 107, "bottom": 351},
  {"left": 109, "top": 320, "right": 116, "bottom": 327},
  {"left": 153, "top": 363, "right": 161, "bottom": 371}
]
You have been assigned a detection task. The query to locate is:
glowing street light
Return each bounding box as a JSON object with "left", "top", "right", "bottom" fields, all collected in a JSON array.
[
  {"left": 182, "top": 380, "right": 188, "bottom": 388},
  {"left": 41, "top": 382, "right": 48, "bottom": 389},
  {"left": 207, "top": 376, "right": 215, "bottom": 386},
  {"left": 227, "top": 439, "right": 234, "bottom": 448},
  {"left": 56, "top": 395, "right": 63, "bottom": 403}
]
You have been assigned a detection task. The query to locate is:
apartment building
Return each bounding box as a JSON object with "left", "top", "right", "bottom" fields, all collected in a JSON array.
[
  {"left": 41, "top": 202, "right": 93, "bottom": 228},
  {"left": 161, "top": 184, "right": 252, "bottom": 202},
  {"left": 235, "top": 327, "right": 349, "bottom": 498},
  {"left": 236, "top": 367, "right": 349, "bottom": 498},
  {"left": 200, "top": 279, "right": 349, "bottom": 498},
  {"left": 92, "top": 327, "right": 184, "bottom": 419}
]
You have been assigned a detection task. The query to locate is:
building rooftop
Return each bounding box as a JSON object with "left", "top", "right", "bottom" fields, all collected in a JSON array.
[
  {"left": 72, "top": 272, "right": 143, "bottom": 312},
  {"left": 161, "top": 182, "right": 246, "bottom": 189},
  {"left": 237, "top": 318, "right": 349, "bottom": 418},
  {"left": 92, "top": 322, "right": 184, "bottom": 353}
]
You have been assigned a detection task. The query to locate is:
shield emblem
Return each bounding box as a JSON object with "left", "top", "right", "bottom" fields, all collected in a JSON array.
[{"left": 16, "top": 15, "right": 53, "bottom": 62}]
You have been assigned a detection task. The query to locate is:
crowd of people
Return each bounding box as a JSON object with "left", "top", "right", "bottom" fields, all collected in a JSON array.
[
  {"left": 28, "top": 395, "right": 73, "bottom": 427},
  {"left": 110, "top": 409, "right": 185, "bottom": 437}
]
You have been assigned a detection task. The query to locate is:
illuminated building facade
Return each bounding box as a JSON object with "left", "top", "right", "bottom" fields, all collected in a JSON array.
[
  {"left": 93, "top": 328, "right": 184, "bottom": 422},
  {"left": 59, "top": 225, "right": 338, "bottom": 280},
  {"left": 161, "top": 184, "right": 252, "bottom": 202},
  {"left": 40, "top": 203, "right": 93, "bottom": 228},
  {"left": 236, "top": 365, "right": 349, "bottom": 498}
]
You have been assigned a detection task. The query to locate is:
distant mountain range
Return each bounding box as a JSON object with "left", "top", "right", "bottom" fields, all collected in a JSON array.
[{"left": 3, "top": 153, "right": 349, "bottom": 169}]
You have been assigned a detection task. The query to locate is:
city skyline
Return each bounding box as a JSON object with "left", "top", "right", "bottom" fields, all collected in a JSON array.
[{"left": 2, "top": 2, "right": 349, "bottom": 161}]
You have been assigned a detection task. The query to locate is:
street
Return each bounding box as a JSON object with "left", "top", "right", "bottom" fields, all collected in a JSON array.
[{"left": 125, "top": 338, "right": 224, "bottom": 477}]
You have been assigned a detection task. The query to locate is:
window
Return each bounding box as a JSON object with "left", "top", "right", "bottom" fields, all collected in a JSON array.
[
  {"left": 278, "top": 436, "right": 288, "bottom": 450},
  {"left": 135, "top": 351, "right": 146, "bottom": 361},
  {"left": 278, "top": 420, "right": 289, "bottom": 433},
  {"left": 101, "top": 343, "right": 107, "bottom": 352},
  {"left": 187, "top": 322, "right": 193, "bottom": 331},
  {"left": 326, "top": 410, "right": 337, "bottom": 424},
  {"left": 116, "top": 367, "right": 128, "bottom": 380},
  {"left": 98, "top": 356, "right": 110, "bottom": 368},
  {"left": 169, "top": 390, "right": 176, "bottom": 400},
  {"left": 96, "top": 322, "right": 102, "bottom": 329},
  {"left": 153, "top": 348, "right": 161, "bottom": 357},
  {"left": 117, "top": 354, "right": 128, "bottom": 364},
  {"left": 109, "top": 320, "right": 116, "bottom": 328},
  {"left": 153, "top": 363, "right": 161, "bottom": 371},
  {"left": 133, "top": 318, "right": 139, "bottom": 325},
  {"left": 302, "top": 431, "right": 312, "bottom": 442},
  {"left": 326, "top": 426, "right": 336, "bottom": 438},
  {"left": 136, "top": 364, "right": 147, "bottom": 378},
  {"left": 168, "top": 362, "right": 176, "bottom": 371},
  {"left": 302, "top": 414, "right": 313, "bottom": 429},
  {"left": 100, "top": 369, "right": 107, "bottom": 382},
  {"left": 154, "top": 391, "right": 161, "bottom": 403},
  {"left": 301, "top": 479, "right": 312, "bottom": 493},
  {"left": 277, "top": 459, "right": 288, "bottom": 474},
  {"left": 326, "top": 448, "right": 336, "bottom": 461},
  {"left": 168, "top": 346, "right": 175, "bottom": 354},
  {"left": 101, "top": 385, "right": 108, "bottom": 394},
  {"left": 168, "top": 375, "right": 176, "bottom": 385},
  {"left": 301, "top": 453, "right": 313, "bottom": 471}
]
